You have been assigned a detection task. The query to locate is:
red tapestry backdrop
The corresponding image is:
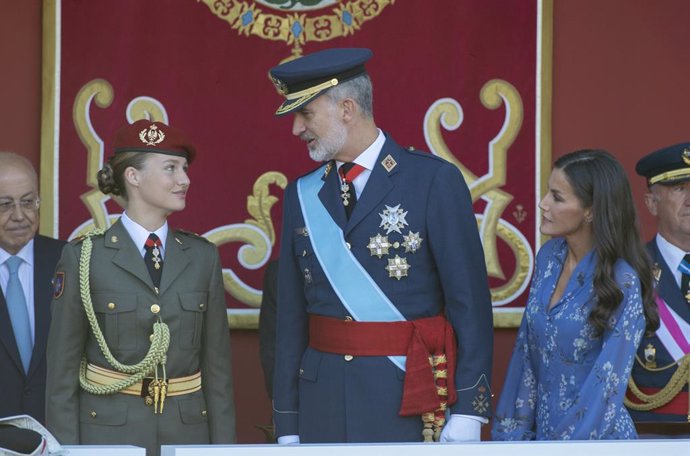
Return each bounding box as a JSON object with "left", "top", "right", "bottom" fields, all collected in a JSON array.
[{"left": 42, "top": 0, "right": 551, "bottom": 327}]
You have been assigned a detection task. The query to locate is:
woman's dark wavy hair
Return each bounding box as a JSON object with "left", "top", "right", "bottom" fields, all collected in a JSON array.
[{"left": 555, "top": 149, "right": 659, "bottom": 336}]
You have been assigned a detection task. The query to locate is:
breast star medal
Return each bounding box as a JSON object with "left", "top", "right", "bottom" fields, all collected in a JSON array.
[
  {"left": 402, "top": 231, "right": 423, "bottom": 253},
  {"left": 385, "top": 255, "right": 410, "bottom": 280},
  {"left": 367, "top": 234, "right": 392, "bottom": 258},
  {"left": 379, "top": 204, "right": 408, "bottom": 234}
]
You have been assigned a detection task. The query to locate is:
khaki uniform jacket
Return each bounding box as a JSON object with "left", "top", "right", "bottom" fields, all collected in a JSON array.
[{"left": 46, "top": 220, "right": 236, "bottom": 455}]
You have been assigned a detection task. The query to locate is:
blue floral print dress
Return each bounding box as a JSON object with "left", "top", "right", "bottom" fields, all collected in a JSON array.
[{"left": 492, "top": 238, "right": 645, "bottom": 440}]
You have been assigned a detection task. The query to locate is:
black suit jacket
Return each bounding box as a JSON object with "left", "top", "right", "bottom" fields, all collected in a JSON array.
[{"left": 0, "top": 235, "right": 65, "bottom": 423}]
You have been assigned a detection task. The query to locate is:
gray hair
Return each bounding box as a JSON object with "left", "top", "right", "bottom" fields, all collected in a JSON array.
[{"left": 325, "top": 73, "right": 374, "bottom": 119}]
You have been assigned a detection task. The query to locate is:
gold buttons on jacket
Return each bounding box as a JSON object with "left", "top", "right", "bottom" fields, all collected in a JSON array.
[
  {"left": 201, "top": 410, "right": 207, "bottom": 417},
  {"left": 199, "top": 303, "right": 205, "bottom": 310},
  {"left": 345, "top": 242, "right": 351, "bottom": 250},
  {"left": 150, "top": 304, "right": 160, "bottom": 314},
  {"left": 344, "top": 355, "right": 354, "bottom": 362},
  {"left": 149, "top": 334, "right": 154, "bottom": 342},
  {"left": 107, "top": 302, "right": 116, "bottom": 310},
  {"left": 345, "top": 316, "right": 353, "bottom": 321},
  {"left": 90, "top": 411, "right": 97, "bottom": 418}
]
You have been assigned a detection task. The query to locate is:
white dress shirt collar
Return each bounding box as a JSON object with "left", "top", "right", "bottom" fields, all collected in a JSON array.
[{"left": 120, "top": 212, "right": 168, "bottom": 259}]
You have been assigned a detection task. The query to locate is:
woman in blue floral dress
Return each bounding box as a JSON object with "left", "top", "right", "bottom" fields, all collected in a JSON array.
[{"left": 492, "top": 150, "right": 659, "bottom": 440}]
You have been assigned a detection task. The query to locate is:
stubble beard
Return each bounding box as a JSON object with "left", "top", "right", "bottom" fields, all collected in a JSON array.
[{"left": 307, "top": 122, "right": 347, "bottom": 163}]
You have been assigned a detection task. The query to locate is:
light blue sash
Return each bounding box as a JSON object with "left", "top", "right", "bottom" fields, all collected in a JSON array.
[{"left": 297, "top": 166, "right": 406, "bottom": 370}]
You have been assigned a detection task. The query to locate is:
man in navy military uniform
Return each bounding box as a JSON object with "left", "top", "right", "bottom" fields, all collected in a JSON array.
[
  {"left": 269, "top": 48, "right": 493, "bottom": 444},
  {"left": 631, "top": 143, "right": 690, "bottom": 434}
]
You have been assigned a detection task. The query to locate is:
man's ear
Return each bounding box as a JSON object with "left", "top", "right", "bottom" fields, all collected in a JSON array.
[
  {"left": 341, "top": 98, "right": 356, "bottom": 122},
  {"left": 644, "top": 191, "right": 658, "bottom": 216}
]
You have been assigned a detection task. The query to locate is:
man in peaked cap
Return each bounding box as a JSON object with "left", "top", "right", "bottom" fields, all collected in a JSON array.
[
  {"left": 628, "top": 142, "right": 690, "bottom": 435},
  {"left": 269, "top": 48, "right": 493, "bottom": 443}
]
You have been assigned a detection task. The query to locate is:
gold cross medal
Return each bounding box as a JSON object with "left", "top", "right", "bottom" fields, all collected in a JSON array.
[
  {"left": 340, "top": 181, "right": 351, "bottom": 206},
  {"left": 152, "top": 247, "right": 162, "bottom": 270}
]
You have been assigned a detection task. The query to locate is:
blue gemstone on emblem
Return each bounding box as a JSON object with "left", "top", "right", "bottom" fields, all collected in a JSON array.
[
  {"left": 342, "top": 11, "right": 352, "bottom": 26},
  {"left": 241, "top": 11, "right": 253, "bottom": 26},
  {"left": 291, "top": 21, "right": 303, "bottom": 37}
]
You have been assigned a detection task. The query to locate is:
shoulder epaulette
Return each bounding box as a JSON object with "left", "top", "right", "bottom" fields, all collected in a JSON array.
[
  {"left": 69, "top": 229, "right": 105, "bottom": 245},
  {"left": 175, "top": 228, "right": 211, "bottom": 243}
]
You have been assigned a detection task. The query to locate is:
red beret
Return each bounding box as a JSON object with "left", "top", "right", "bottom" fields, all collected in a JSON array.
[{"left": 113, "top": 119, "right": 196, "bottom": 163}]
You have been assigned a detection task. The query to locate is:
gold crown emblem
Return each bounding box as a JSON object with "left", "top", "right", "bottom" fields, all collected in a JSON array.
[{"left": 139, "top": 124, "right": 166, "bottom": 146}]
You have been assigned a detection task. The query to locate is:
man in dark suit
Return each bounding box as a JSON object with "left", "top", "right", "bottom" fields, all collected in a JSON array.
[
  {"left": 0, "top": 152, "right": 65, "bottom": 424},
  {"left": 269, "top": 48, "right": 493, "bottom": 444},
  {"left": 631, "top": 142, "right": 690, "bottom": 434}
]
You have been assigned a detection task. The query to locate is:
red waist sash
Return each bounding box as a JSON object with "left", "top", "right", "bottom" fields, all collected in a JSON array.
[
  {"left": 627, "top": 387, "right": 689, "bottom": 416},
  {"left": 309, "top": 314, "right": 457, "bottom": 416}
]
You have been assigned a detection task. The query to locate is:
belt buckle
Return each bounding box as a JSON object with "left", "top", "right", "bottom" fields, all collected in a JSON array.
[{"left": 141, "top": 377, "right": 154, "bottom": 398}]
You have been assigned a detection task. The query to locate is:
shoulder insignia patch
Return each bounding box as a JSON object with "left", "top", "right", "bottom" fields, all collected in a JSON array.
[{"left": 52, "top": 272, "right": 65, "bottom": 299}]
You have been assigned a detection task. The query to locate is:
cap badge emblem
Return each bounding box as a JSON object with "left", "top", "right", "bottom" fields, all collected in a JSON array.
[
  {"left": 683, "top": 148, "right": 690, "bottom": 166},
  {"left": 139, "top": 124, "right": 166, "bottom": 146},
  {"left": 270, "top": 75, "right": 288, "bottom": 96}
]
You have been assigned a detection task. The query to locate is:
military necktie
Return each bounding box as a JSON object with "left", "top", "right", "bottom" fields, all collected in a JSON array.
[
  {"left": 144, "top": 233, "right": 163, "bottom": 290},
  {"left": 5, "top": 256, "right": 32, "bottom": 373},
  {"left": 339, "top": 162, "right": 366, "bottom": 219},
  {"left": 680, "top": 254, "right": 690, "bottom": 303}
]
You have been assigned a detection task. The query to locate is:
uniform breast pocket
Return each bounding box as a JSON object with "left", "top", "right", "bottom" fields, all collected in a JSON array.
[
  {"left": 178, "top": 291, "right": 208, "bottom": 349},
  {"left": 91, "top": 293, "right": 138, "bottom": 351}
]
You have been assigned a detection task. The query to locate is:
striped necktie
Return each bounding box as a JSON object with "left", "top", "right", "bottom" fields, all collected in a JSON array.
[{"left": 144, "top": 233, "right": 163, "bottom": 290}]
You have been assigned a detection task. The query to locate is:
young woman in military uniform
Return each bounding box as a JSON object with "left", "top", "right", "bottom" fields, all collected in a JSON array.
[{"left": 46, "top": 120, "right": 236, "bottom": 455}]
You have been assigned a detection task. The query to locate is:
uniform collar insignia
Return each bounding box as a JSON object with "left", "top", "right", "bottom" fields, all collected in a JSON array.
[
  {"left": 381, "top": 154, "right": 397, "bottom": 172},
  {"left": 323, "top": 161, "right": 334, "bottom": 179}
]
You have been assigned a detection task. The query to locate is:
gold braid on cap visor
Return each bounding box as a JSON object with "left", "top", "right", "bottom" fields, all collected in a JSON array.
[
  {"left": 649, "top": 168, "right": 690, "bottom": 185},
  {"left": 275, "top": 78, "right": 339, "bottom": 115}
]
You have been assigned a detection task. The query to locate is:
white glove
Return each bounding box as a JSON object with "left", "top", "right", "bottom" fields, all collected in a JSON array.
[
  {"left": 439, "top": 414, "right": 483, "bottom": 442},
  {"left": 277, "top": 434, "right": 300, "bottom": 444}
]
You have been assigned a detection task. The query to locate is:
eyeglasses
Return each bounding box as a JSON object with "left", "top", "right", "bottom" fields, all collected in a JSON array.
[{"left": 0, "top": 198, "right": 41, "bottom": 214}]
